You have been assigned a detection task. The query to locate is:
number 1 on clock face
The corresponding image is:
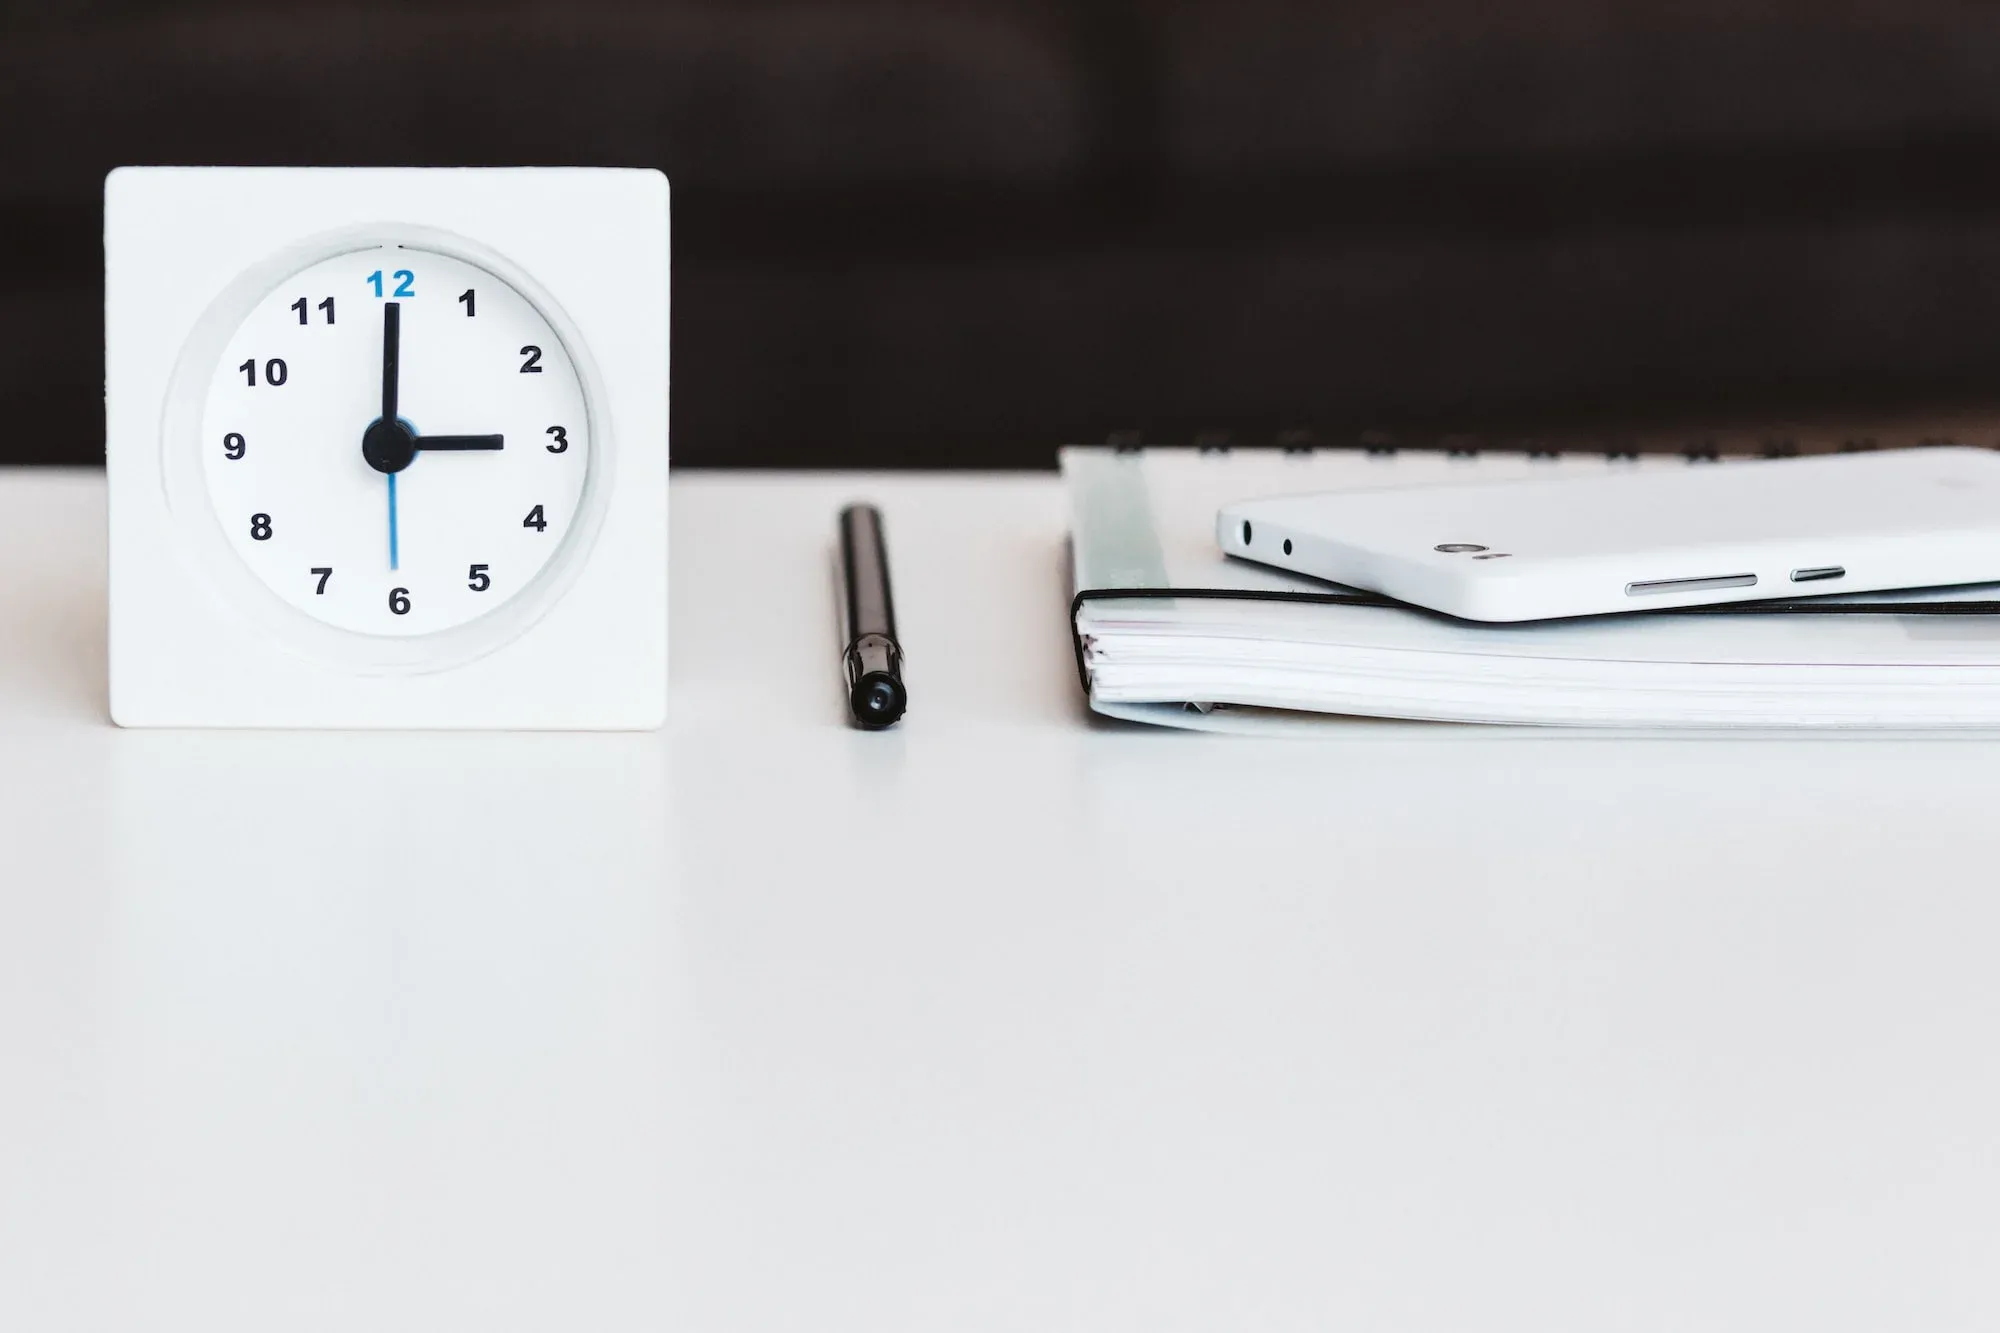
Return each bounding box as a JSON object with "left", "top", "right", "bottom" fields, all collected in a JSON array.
[{"left": 198, "top": 245, "right": 590, "bottom": 637}]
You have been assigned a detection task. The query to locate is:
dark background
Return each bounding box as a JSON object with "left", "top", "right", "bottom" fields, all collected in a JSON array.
[{"left": 11, "top": 0, "right": 2000, "bottom": 468}]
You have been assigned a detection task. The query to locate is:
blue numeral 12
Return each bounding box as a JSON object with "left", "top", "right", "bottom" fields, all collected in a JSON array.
[{"left": 368, "top": 270, "right": 416, "bottom": 298}]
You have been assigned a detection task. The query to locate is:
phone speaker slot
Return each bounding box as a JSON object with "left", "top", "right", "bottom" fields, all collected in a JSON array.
[
  {"left": 1626, "top": 574, "right": 1758, "bottom": 597},
  {"left": 1790, "top": 565, "right": 1846, "bottom": 584}
]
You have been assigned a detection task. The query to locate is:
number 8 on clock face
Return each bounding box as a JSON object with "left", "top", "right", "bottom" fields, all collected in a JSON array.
[{"left": 201, "top": 245, "right": 589, "bottom": 636}]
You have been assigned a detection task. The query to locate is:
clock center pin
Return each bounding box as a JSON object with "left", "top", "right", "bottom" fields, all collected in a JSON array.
[{"left": 362, "top": 416, "right": 418, "bottom": 474}]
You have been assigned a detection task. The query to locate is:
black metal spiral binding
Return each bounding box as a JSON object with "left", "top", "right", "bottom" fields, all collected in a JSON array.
[{"left": 1092, "top": 426, "right": 1978, "bottom": 458}]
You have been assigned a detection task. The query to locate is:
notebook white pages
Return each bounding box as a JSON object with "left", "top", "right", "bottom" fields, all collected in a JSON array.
[{"left": 1063, "top": 432, "right": 2000, "bottom": 732}]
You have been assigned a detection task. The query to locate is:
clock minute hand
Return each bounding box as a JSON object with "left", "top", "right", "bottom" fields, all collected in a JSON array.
[
  {"left": 414, "top": 434, "right": 505, "bottom": 452},
  {"left": 381, "top": 301, "right": 400, "bottom": 423}
]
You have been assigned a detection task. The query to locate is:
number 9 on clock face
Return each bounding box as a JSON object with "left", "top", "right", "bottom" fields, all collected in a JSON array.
[{"left": 200, "top": 245, "right": 590, "bottom": 636}]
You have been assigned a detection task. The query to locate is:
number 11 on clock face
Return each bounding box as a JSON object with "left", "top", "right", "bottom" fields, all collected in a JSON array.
[{"left": 199, "top": 245, "right": 591, "bottom": 637}]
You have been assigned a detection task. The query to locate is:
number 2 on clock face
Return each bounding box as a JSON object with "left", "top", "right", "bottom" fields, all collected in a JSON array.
[{"left": 198, "top": 245, "right": 590, "bottom": 637}]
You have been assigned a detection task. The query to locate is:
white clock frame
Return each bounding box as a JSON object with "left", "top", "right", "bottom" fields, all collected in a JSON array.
[{"left": 105, "top": 167, "right": 670, "bottom": 729}]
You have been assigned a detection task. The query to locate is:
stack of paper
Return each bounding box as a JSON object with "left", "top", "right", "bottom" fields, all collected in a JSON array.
[{"left": 1065, "top": 441, "right": 2000, "bottom": 732}]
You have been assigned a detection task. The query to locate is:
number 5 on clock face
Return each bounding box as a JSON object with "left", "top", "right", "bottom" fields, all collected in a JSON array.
[{"left": 200, "top": 245, "right": 590, "bottom": 637}]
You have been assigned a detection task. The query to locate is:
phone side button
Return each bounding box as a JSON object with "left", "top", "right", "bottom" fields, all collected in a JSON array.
[{"left": 1625, "top": 574, "right": 1759, "bottom": 596}]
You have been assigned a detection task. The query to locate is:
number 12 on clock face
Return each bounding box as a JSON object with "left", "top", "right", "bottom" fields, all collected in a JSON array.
[{"left": 199, "top": 245, "right": 591, "bottom": 638}]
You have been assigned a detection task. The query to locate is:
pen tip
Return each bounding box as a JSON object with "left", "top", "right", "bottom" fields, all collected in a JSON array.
[{"left": 851, "top": 674, "right": 907, "bottom": 728}]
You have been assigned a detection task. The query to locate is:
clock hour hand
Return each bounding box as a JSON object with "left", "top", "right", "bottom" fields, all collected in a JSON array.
[{"left": 414, "top": 434, "right": 505, "bottom": 452}]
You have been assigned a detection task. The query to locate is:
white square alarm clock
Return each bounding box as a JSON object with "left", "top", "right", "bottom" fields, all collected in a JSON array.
[{"left": 105, "top": 167, "right": 669, "bottom": 728}]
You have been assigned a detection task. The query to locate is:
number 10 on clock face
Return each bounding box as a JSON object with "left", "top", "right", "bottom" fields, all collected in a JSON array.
[{"left": 200, "top": 245, "right": 589, "bottom": 636}]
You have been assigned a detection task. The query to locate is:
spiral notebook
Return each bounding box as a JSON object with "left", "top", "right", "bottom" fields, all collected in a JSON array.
[{"left": 1063, "top": 422, "right": 2000, "bottom": 733}]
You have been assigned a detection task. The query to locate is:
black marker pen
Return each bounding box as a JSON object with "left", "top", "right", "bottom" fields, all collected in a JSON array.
[{"left": 838, "top": 504, "right": 907, "bottom": 728}]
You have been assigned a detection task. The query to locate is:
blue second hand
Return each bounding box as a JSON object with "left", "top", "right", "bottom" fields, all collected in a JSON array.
[{"left": 388, "top": 472, "right": 400, "bottom": 572}]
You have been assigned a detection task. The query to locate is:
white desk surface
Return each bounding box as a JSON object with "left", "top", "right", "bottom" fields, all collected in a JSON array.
[{"left": 5, "top": 467, "right": 2000, "bottom": 1332}]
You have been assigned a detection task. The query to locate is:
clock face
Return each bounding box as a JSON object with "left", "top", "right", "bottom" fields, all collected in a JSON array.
[{"left": 199, "top": 244, "right": 591, "bottom": 636}]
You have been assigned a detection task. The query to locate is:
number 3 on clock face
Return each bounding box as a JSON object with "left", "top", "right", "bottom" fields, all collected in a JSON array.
[{"left": 200, "top": 245, "right": 590, "bottom": 637}]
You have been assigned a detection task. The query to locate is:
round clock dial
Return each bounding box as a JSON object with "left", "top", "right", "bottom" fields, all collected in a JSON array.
[{"left": 199, "top": 244, "right": 590, "bottom": 637}]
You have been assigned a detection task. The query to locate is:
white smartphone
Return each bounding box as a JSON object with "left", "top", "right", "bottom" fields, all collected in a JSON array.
[{"left": 1217, "top": 445, "right": 2000, "bottom": 622}]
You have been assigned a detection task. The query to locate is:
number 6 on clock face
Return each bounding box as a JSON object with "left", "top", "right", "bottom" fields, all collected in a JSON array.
[{"left": 199, "top": 244, "right": 590, "bottom": 637}]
